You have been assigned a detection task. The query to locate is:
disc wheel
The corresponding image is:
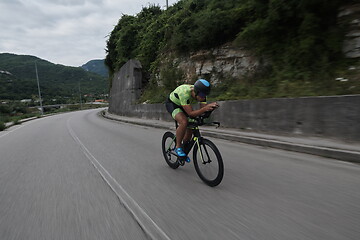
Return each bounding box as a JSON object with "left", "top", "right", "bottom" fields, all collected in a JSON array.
[
  {"left": 162, "top": 131, "right": 180, "bottom": 169},
  {"left": 193, "top": 139, "right": 224, "bottom": 187}
]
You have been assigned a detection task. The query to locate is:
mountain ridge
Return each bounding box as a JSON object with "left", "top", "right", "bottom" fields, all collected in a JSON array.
[
  {"left": 81, "top": 59, "right": 108, "bottom": 77},
  {"left": 0, "top": 53, "right": 107, "bottom": 102}
]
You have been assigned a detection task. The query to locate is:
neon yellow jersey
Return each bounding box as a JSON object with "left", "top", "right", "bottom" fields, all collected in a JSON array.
[{"left": 169, "top": 84, "right": 206, "bottom": 106}]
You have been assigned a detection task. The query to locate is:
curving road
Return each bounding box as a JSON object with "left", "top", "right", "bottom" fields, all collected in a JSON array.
[{"left": 0, "top": 109, "right": 359, "bottom": 240}]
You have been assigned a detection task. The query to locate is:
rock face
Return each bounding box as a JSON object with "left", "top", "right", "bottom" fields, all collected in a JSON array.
[
  {"left": 174, "top": 44, "right": 261, "bottom": 84},
  {"left": 339, "top": 4, "right": 360, "bottom": 58}
]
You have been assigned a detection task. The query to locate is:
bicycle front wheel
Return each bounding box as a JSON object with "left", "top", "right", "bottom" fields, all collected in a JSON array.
[
  {"left": 193, "top": 139, "right": 224, "bottom": 187},
  {"left": 162, "top": 131, "right": 180, "bottom": 169}
]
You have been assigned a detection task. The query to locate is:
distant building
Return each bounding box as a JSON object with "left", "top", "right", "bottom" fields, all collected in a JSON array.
[{"left": 92, "top": 99, "right": 108, "bottom": 104}]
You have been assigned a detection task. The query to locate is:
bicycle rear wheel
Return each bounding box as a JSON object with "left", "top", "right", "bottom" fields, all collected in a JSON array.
[
  {"left": 193, "top": 139, "right": 224, "bottom": 187},
  {"left": 162, "top": 131, "right": 180, "bottom": 169}
]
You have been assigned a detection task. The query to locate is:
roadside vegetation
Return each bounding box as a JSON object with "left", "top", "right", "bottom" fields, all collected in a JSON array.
[
  {"left": 0, "top": 101, "right": 107, "bottom": 131},
  {"left": 105, "top": 0, "right": 359, "bottom": 103}
]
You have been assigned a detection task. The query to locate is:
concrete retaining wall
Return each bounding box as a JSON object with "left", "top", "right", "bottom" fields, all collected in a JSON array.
[
  {"left": 109, "top": 60, "right": 360, "bottom": 142},
  {"left": 212, "top": 96, "right": 360, "bottom": 141},
  {"left": 109, "top": 60, "right": 143, "bottom": 115}
]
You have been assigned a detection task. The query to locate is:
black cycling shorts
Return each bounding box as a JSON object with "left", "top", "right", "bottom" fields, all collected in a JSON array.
[{"left": 165, "top": 97, "right": 189, "bottom": 119}]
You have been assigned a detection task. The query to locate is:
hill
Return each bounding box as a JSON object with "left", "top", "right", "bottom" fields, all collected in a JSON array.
[
  {"left": 0, "top": 53, "right": 108, "bottom": 103},
  {"left": 81, "top": 59, "right": 108, "bottom": 77},
  {"left": 105, "top": 0, "right": 359, "bottom": 101}
]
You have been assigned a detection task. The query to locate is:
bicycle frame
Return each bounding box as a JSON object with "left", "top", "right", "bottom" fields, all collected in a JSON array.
[{"left": 169, "top": 123, "right": 211, "bottom": 164}]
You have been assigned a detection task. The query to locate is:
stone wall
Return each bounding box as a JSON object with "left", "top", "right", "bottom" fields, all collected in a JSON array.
[{"left": 109, "top": 60, "right": 360, "bottom": 142}]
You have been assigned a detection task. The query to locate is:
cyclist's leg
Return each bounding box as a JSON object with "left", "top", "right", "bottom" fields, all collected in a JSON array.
[
  {"left": 166, "top": 99, "right": 188, "bottom": 157},
  {"left": 183, "top": 128, "right": 192, "bottom": 142},
  {"left": 174, "top": 112, "right": 188, "bottom": 148},
  {"left": 183, "top": 115, "right": 196, "bottom": 147},
  {"left": 175, "top": 113, "right": 191, "bottom": 162}
]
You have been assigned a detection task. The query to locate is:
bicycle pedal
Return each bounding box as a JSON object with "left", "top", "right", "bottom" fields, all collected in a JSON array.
[{"left": 177, "top": 157, "right": 185, "bottom": 166}]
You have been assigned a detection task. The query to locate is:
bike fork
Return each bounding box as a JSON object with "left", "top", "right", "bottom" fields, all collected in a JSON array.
[{"left": 195, "top": 138, "right": 211, "bottom": 164}]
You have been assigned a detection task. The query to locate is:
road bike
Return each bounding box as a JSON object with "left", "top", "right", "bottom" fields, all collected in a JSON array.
[{"left": 161, "top": 111, "right": 224, "bottom": 187}]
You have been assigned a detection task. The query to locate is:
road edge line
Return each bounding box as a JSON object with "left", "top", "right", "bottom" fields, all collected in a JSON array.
[{"left": 66, "top": 118, "right": 171, "bottom": 240}]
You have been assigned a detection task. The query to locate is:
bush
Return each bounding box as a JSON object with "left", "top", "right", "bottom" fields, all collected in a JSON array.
[
  {"left": 0, "top": 122, "right": 5, "bottom": 131},
  {"left": 13, "top": 119, "right": 21, "bottom": 125},
  {"left": 160, "top": 61, "right": 185, "bottom": 91},
  {"left": 236, "top": 0, "right": 347, "bottom": 81}
]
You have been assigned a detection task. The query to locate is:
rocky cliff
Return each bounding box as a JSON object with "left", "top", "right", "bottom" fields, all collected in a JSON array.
[
  {"left": 340, "top": 3, "right": 360, "bottom": 58},
  {"left": 174, "top": 43, "right": 261, "bottom": 84}
]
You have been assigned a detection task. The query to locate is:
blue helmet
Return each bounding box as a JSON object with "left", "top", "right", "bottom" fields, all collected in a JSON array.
[{"left": 194, "top": 79, "right": 211, "bottom": 97}]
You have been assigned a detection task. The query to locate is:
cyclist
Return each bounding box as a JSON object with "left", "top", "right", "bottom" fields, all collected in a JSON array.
[{"left": 165, "top": 79, "right": 219, "bottom": 159}]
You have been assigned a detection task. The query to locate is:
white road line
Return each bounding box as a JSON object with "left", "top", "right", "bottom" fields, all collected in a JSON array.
[
  {"left": 66, "top": 118, "right": 171, "bottom": 240},
  {"left": 0, "top": 125, "right": 26, "bottom": 139}
]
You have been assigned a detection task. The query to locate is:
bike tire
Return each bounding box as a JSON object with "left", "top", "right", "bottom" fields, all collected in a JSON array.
[
  {"left": 162, "top": 131, "right": 180, "bottom": 169},
  {"left": 193, "top": 139, "right": 224, "bottom": 187}
]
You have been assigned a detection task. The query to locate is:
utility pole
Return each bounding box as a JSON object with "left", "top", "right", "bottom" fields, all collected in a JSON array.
[
  {"left": 35, "top": 62, "right": 44, "bottom": 115},
  {"left": 166, "top": 0, "right": 168, "bottom": 9},
  {"left": 78, "top": 81, "right": 83, "bottom": 109}
]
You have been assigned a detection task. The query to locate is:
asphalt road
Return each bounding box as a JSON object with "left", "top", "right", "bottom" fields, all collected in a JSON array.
[{"left": 0, "top": 109, "right": 359, "bottom": 240}]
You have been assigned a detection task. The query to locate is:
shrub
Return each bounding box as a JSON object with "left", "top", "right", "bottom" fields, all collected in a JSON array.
[{"left": 0, "top": 121, "right": 5, "bottom": 131}]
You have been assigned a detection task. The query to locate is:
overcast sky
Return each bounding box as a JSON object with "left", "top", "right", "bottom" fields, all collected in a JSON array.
[{"left": 0, "top": 0, "right": 178, "bottom": 67}]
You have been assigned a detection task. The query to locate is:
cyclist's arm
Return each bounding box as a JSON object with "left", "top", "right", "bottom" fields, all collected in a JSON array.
[{"left": 182, "top": 103, "right": 217, "bottom": 118}]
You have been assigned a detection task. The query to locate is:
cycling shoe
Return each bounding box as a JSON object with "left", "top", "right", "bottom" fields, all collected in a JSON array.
[{"left": 175, "top": 147, "right": 186, "bottom": 157}]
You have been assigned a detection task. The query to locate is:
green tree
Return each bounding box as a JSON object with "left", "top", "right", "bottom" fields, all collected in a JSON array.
[{"left": 105, "top": 0, "right": 358, "bottom": 102}]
